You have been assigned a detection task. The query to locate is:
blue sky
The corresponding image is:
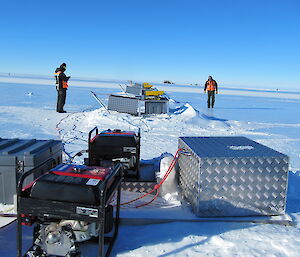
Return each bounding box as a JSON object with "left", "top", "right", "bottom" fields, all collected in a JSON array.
[{"left": 0, "top": 0, "right": 299, "bottom": 89}]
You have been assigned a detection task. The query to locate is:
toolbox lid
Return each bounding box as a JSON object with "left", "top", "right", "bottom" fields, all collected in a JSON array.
[
  {"left": 179, "top": 136, "right": 288, "bottom": 159},
  {"left": 0, "top": 138, "right": 62, "bottom": 166}
]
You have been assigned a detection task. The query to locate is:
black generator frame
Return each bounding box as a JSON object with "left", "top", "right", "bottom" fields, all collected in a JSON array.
[
  {"left": 17, "top": 158, "right": 123, "bottom": 257},
  {"left": 88, "top": 126, "right": 141, "bottom": 180}
]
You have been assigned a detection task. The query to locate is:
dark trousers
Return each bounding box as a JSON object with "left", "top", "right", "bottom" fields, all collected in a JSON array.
[
  {"left": 207, "top": 90, "right": 215, "bottom": 108},
  {"left": 56, "top": 89, "right": 67, "bottom": 112}
]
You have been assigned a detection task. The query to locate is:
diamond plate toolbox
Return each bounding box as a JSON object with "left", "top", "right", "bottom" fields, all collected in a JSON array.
[
  {"left": 178, "top": 137, "right": 289, "bottom": 217},
  {"left": 108, "top": 94, "right": 139, "bottom": 115}
]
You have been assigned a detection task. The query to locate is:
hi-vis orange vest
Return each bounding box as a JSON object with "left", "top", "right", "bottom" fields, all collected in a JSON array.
[
  {"left": 206, "top": 80, "right": 216, "bottom": 91},
  {"left": 62, "top": 81, "right": 68, "bottom": 88},
  {"left": 54, "top": 71, "right": 68, "bottom": 88}
]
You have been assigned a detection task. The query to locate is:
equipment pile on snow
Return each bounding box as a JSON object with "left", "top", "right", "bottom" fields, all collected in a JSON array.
[
  {"left": 107, "top": 82, "right": 169, "bottom": 115},
  {"left": 0, "top": 129, "right": 290, "bottom": 257}
]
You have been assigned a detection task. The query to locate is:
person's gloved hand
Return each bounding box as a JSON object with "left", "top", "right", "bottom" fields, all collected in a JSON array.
[
  {"left": 204, "top": 90, "right": 206, "bottom": 93},
  {"left": 216, "top": 91, "right": 218, "bottom": 94}
]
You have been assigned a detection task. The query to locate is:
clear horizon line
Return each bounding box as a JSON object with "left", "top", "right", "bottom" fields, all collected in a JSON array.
[{"left": 0, "top": 71, "right": 299, "bottom": 92}]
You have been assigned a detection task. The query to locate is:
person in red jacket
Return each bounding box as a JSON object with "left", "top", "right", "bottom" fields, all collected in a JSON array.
[
  {"left": 204, "top": 76, "right": 218, "bottom": 108},
  {"left": 54, "top": 63, "right": 70, "bottom": 113}
]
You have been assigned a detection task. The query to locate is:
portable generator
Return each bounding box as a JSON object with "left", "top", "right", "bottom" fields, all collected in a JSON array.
[
  {"left": 17, "top": 126, "right": 142, "bottom": 257},
  {"left": 88, "top": 127, "right": 141, "bottom": 180},
  {"left": 17, "top": 161, "right": 123, "bottom": 257}
]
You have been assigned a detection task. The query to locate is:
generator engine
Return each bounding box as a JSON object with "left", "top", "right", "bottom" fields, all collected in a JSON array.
[
  {"left": 88, "top": 127, "right": 141, "bottom": 179},
  {"left": 28, "top": 220, "right": 98, "bottom": 257},
  {"left": 18, "top": 163, "right": 121, "bottom": 257}
]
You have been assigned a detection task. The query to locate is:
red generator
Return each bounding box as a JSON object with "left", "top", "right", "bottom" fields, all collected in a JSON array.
[
  {"left": 17, "top": 162, "right": 123, "bottom": 257},
  {"left": 88, "top": 127, "right": 141, "bottom": 180}
]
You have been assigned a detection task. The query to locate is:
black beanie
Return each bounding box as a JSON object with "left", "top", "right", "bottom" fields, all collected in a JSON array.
[{"left": 60, "top": 63, "right": 66, "bottom": 69}]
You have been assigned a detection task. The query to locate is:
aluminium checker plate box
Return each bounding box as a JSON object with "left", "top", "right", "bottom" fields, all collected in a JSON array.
[
  {"left": 178, "top": 137, "right": 289, "bottom": 217},
  {"left": 108, "top": 94, "right": 139, "bottom": 115}
]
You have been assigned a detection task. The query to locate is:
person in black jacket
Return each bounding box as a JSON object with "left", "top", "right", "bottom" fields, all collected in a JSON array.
[
  {"left": 204, "top": 76, "right": 218, "bottom": 108},
  {"left": 55, "top": 63, "right": 70, "bottom": 113}
]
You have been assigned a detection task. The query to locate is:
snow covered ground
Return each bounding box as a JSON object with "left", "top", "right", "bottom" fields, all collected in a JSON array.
[{"left": 0, "top": 76, "right": 300, "bottom": 256}]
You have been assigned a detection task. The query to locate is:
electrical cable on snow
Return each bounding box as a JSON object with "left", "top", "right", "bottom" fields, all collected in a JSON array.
[
  {"left": 55, "top": 102, "right": 147, "bottom": 163},
  {"left": 55, "top": 95, "right": 190, "bottom": 204},
  {"left": 59, "top": 87, "right": 179, "bottom": 138},
  {"left": 55, "top": 105, "right": 97, "bottom": 163},
  {"left": 118, "top": 148, "right": 190, "bottom": 208},
  {"left": 119, "top": 151, "right": 179, "bottom": 208}
]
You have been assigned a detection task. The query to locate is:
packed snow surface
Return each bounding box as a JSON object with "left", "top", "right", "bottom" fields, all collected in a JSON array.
[{"left": 0, "top": 77, "right": 300, "bottom": 257}]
